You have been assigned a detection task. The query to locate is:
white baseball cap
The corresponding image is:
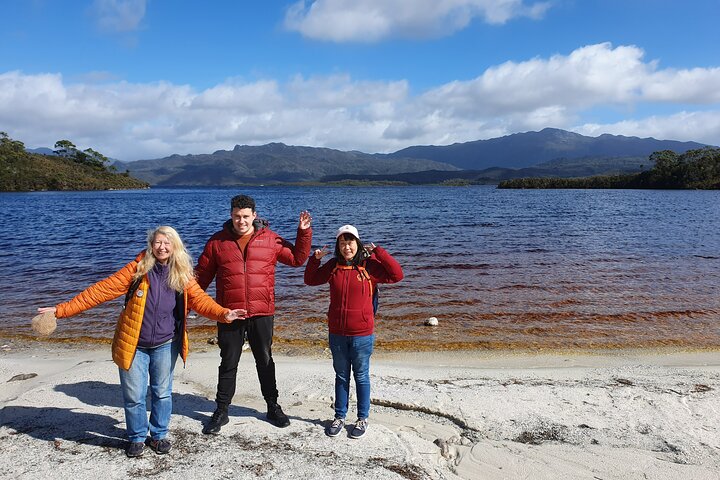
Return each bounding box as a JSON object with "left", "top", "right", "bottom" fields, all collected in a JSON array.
[{"left": 336, "top": 224, "right": 359, "bottom": 239}]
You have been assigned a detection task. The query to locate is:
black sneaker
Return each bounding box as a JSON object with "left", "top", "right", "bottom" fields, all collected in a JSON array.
[
  {"left": 202, "top": 406, "right": 229, "bottom": 434},
  {"left": 350, "top": 418, "right": 368, "bottom": 439},
  {"left": 146, "top": 437, "right": 171, "bottom": 454},
  {"left": 266, "top": 402, "right": 290, "bottom": 428},
  {"left": 325, "top": 417, "right": 345, "bottom": 437},
  {"left": 125, "top": 441, "right": 145, "bottom": 458}
]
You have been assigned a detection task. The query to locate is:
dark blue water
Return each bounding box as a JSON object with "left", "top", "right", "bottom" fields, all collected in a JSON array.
[{"left": 1, "top": 186, "right": 719, "bottom": 350}]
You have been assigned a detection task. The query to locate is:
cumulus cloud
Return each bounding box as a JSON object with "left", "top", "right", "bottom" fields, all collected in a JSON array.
[
  {"left": 284, "top": 0, "right": 552, "bottom": 42},
  {"left": 286, "top": 74, "right": 408, "bottom": 108},
  {"left": 91, "top": 0, "right": 147, "bottom": 33},
  {"left": 402, "top": 42, "right": 720, "bottom": 145},
  {"left": 576, "top": 112, "right": 720, "bottom": 147},
  {"left": 192, "top": 80, "right": 283, "bottom": 111},
  {"left": 420, "top": 43, "right": 652, "bottom": 118},
  {"left": 642, "top": 67, "right": 720, "bottom": 104},
  {"left": 1, "top": 43, "right": 719, "bottom": 161}
]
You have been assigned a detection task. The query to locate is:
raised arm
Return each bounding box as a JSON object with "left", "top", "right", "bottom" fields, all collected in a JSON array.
[
  {"left": 366, "top": 246, "right": 404, "bottom": 284},
  {"left": 277, "top": 211, "right": 313, "bottom": 267},
  {"left": 304, "top": 247, "right": 336, "bottom": 286}
]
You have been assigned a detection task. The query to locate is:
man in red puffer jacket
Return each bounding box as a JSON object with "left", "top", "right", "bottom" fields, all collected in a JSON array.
[{"left": 196, "top": 194, "right": 312, "bottom": 433}]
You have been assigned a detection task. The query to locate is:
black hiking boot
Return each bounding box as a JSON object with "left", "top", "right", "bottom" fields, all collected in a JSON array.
[
  {"left": 202, "top": 405, "right": 229, "bottom": 434},
  {"left": 266, "top": 402, "right": 290, "bottom": 428}
]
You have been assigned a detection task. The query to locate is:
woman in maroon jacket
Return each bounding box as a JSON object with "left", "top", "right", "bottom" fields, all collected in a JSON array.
[{"left": 304, "top": 225, "right": 403, "bottom": 439}]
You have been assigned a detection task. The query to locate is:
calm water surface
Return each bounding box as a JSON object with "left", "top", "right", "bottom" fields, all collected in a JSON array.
[{"left": 1, "top": 186, "right": 718, "bottom": 350}]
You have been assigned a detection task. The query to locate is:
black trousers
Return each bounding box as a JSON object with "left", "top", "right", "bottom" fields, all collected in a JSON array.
[{"left": 215, "top": 315, "right": 278, "bottom": 407}]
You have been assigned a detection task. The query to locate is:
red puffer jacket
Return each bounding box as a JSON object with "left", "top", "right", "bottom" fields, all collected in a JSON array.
[
  {"left": 304, "top": 246, "right": 403, "bottom": 336},
  {"left": 196, "top": 220, "right": 312, "bottom": 317}
]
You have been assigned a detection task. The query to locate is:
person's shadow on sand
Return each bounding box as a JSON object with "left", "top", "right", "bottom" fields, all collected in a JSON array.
[
  {"left": 1, "top": 381, "right": 325, "bottom": 451},
  {"left": 52, "top": 381, "right": 320, "bottom": 429},
  {"left": 171, "top": 390, "right": 326, "bottom": 428},
  {"left": 0, "top": 405, "right": 126, "bottom": 449}
]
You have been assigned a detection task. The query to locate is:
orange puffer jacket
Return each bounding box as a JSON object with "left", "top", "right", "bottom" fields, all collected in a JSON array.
[{"left": 55, "top": 253, "right": 229, "bottom": 370}]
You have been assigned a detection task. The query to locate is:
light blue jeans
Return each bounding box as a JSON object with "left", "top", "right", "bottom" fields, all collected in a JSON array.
[
  {"left": 118, "top": 340, "right": 179, "bottom": 443},
  {"left": 329, "top": 333, "right": 374, "bottom": 420}
]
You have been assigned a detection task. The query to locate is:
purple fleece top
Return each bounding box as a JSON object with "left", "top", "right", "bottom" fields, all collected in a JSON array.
[{"left": 137, "top": 263, "right": 177, "bottom": 348}]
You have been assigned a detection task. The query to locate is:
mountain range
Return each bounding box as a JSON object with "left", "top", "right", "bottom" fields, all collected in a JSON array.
[
  {"left": 388, "top": 128, "right": 708, "bottom": 169},
  {"left": 105, "top": 128, "right": 711, "bottom": 185},
  {"left": 113, "top": 143, "right": 457, "bottom": 186}
]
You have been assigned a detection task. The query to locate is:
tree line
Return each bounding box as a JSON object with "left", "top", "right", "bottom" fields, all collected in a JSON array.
[
  {"left": 52, "top": 139, "right": 113, "bottom": 170},
  {"left": 0, "top": 132, "right": 148, "bottom": 191},
  {"left": 497, "top": 148, "right": 720, "bottom": 189}
]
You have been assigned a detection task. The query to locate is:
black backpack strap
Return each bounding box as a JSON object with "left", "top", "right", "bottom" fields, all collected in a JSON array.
[{"left": 123, "top": 277, "right": 143, "bottom": 309}]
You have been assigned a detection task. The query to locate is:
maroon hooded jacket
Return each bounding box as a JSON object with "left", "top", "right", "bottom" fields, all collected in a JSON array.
[{"left": 304, "top": 246, "right": 403, "bottom": 336}]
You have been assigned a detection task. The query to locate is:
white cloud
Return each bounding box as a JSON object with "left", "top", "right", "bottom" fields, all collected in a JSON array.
[
  {"left": 286, "top": 74, "right": 408, "bottom": 108},
  {"left": 192, "top": 80, "right": 283, "bottom": 111},
  {"left": 1, "top": 42, "right": 719, "bottom": 161},
  {"left": 643, "top": 67, "right": 720, "bottom": 104},
  {"left": 420, "top": 43, "right": 652, "bottom": 118},
  {"left": 284, "top": 0, "right": 552, "bottom": 42},
  {"left": 576, "top": 112, "right": 720, "bottom": 147},
  {"left": 91, "top": 0, "right": 147, "bottom": 33}
]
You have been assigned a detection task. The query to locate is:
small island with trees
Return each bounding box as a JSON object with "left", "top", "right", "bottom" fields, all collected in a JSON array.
[
  {"left": 0, "top": 132, "right": 149, "bottom": 192},
  {"left": 498, "top": 147, "right": 720, "bottom": 189}
]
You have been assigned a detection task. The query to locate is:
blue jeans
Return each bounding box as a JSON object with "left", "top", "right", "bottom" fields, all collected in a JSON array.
[
  {"left": 329, "top": 333, "right": 374, "bottom": 420},
  {"left": 118, "top": 340, "right": 179, "bottom": 443}
]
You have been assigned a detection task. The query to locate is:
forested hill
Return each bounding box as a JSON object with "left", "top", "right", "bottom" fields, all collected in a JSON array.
[
  {"left": 389, "top": 128, "right": 709, "bottom": 170},
  {"left": 114, "top": 142, "right": 458, "bottom": 186},
  {"left": 497, "top": 148, "right": 720, "bottom": 189},
  {"left": 0, "top": 133, "right": 149, "bottom": 192}
]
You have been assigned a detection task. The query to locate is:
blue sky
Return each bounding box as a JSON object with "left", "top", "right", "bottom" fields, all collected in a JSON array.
[{"left": 2, "top": 0, "right": 719, "bottom": 161}]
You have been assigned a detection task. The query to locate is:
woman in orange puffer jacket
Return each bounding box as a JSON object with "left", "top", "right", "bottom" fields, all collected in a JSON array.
[{"left": 38, "top": 226, "right": 245, "bottom": 458}]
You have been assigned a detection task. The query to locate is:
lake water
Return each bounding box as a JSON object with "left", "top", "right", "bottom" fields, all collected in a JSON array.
[{"left": 1, "top": 186, "right": 719, "bottom": 351}]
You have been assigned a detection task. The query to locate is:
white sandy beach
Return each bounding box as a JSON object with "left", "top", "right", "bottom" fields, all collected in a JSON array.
[{"left": 1, "top": 340, "right": 719, "bottom": 480}]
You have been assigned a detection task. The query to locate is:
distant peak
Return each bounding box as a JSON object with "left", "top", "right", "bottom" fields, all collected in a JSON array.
[
  {"left": 538, "top": 128, "right": 585, "bottom": 138},
  {"left": 233, "top": 142, "right": 289, "bottom": 152}
]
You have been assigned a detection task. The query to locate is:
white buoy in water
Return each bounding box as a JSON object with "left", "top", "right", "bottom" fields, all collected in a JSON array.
[{"left": 425, "top": 316, "right": 439, "bottom": 326}]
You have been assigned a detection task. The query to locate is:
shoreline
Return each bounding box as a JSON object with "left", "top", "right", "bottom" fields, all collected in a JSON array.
[
  {"left": 3, "top": 332, "right": 720, "bottom": 357},
  {"left": 2, "top": 338, "right": 719, "bottom": 479},
  {"left": 3, "top": 335, "right": 720, "bottom": 371}
]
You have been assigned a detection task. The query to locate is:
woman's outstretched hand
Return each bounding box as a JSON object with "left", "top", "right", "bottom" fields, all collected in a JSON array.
[
  {"left": 33, "top": 307, "right": 58, "bottom": 336},
  {"left": 224, "top": 309, "right": 247, "bottom": 322}
]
